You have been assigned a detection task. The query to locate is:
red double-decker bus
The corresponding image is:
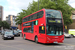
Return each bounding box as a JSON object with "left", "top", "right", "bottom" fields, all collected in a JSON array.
[{"left": 22, "top": 9, "right": 64, "bottom": 43}]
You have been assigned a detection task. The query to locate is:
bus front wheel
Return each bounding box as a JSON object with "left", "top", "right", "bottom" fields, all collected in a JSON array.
[{"left": 35, "top": 37, "right": 38, "bottom": 43}]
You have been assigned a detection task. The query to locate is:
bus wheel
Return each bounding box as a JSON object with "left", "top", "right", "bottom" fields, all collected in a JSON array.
[
  {"left": 35, "top": 37, "right": 38, "bottom": 43},
  {"left": 24, "top": 35, "right": 26, "bottom": 40}
]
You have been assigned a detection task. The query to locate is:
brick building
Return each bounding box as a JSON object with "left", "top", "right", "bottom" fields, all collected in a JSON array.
[{"left": 68, "top": 11, "right": 75, "bottom": 30}]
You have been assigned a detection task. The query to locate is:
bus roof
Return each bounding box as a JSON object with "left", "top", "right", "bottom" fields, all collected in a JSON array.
[
  {"left": 22, "top": 9, "right": 61, "bottom": 19},
  {"left": 23, "top": 9, "right": 45, "bottom": 19}
]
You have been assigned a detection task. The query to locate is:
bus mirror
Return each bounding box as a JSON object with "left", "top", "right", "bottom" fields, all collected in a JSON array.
[{"left": 42, "top": 26, "right": 44, "bottom": 30}]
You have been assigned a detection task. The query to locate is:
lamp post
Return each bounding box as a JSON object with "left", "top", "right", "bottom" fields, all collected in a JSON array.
[{"left": 38, "top": 0, "right": 39, "bottom": 10}]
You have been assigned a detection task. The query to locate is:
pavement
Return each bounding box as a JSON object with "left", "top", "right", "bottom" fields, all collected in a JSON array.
[{"left": 0, "top": 34, "right": 75, "bottom": 50}]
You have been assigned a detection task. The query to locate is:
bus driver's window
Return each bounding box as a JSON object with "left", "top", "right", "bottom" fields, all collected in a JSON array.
[
  {"left": 39, "top": 26, "right": 45, "bottom": 34},
  {"left": 50, "top": 26, "right": 55, "bottom": 35}
]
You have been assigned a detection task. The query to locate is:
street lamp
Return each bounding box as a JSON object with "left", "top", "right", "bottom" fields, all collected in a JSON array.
[{"left": 38, "top": 0, "right": 39, "bottom": 10}]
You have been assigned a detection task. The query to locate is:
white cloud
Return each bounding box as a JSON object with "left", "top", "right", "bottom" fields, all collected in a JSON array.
[
  {"left": 68, "top": 0, "right": 75, "bottom": 3},
  {"left": 3, "top": 0, "right": 37, "bottom": 20},
  {"left": 3, "top": 10, "right": 18, "bottom": 20},
  {"left": 68, "top": 0, "right": 75, "bottom": 8},
  {"left": 7, "top": 0, "right": 37, "bottom": 9}
]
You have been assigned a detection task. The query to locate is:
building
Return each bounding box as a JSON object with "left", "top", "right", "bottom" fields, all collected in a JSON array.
[
  {"left": 18, "top": 24, "right": 21, "bottom": 30},
  {"left": 0, "top": 6, "right": 3, "bottom": 21},
  {"left": 68, "top": 11, "right": 75, "bottom": 29},
  {"left": 0, "top": 6, "right": 3, "bottom": 30},
  {"left": 6, "top": 15, "right": 18, "bottom": 29}
]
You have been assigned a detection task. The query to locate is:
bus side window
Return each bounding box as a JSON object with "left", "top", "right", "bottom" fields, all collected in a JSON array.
[
  {"left": 34, "top": 20, "right": 38, "bottom": 25},
  {"left": 33, "top": 13, "right": 37, "bottom": 19},
  {"left": 39, "top": 26, "right": 45, "bottom": 34},
  {"left": 23, "top": 28, "right": 26, "bottom": 32},
  {"left": 26, "top": 17, "right": 28, "bottom": 21},
  {"left": 37, "top": 11, "right": 44, "bottom": 18},
  {"left": 28, "top": 17, "right": 30, "bottom": 21},
  {"left": 31, "top": 15, "right": 33, "bottom": 20}
]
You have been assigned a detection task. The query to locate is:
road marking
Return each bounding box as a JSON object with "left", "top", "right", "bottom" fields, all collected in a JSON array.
[
  {"left": 15, "top": 40, "right": 75, "bottom": 47},
  {"left": 0, "top": 44, "right": 24, "bottom": 50},
  {"left": 13, "top": 40, "right": 35, "bottom": 44},
  {"left": 63, "top": 43, "right": 75, "bottom": 46}
]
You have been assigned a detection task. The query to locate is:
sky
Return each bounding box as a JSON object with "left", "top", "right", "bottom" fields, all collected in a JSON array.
[{"left": 0, "top": 0, "right": 75, "bottom": 20}]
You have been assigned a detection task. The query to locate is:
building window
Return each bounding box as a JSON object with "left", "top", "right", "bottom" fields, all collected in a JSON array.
[
  {"left": 72, "top": 15, "right": 75, "bottom": 19},
  {"left": 0, "top": 14, "right": 1, "bottom": 17}
]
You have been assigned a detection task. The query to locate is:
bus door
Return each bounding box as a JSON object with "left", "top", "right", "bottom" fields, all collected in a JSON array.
[
  {"left": 38, "top": 26, "right": 46, "bottom": 42},
  {"left": 30, "top": 22, "right": 34, "bottom": 40}
]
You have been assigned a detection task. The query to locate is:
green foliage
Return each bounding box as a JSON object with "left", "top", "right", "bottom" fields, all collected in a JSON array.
[
  {"left": 15, "top": 0, "right": 75, "bottom": 25},
  {"left": 0, "top": 21, "right": 10, "bottom": 29},
  {"left": 0, "top": 21, "right": 2, "bottom": 27}
]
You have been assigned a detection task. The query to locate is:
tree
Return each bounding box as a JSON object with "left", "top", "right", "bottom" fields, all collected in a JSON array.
[
  {"left": 15, "top": 0, "right": 75, "bottom": 25},
  {"left": 2, "top": 21, "right": 10, "bottom": 29},
  {"left": 15, "top": 9, "right": 26, "bottom": 25},
  {"left": 0, "top": 21, "right": 10, "bottom": 29},
  {"left": 0, "top": 21, "right": 3, "bottom": 28}
]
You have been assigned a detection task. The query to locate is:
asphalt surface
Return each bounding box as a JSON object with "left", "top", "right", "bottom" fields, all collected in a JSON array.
[{"left": 0, "top": 34, "right": 75, "bottom": 50}]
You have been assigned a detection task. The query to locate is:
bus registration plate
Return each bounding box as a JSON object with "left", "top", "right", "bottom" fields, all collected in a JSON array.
[{"left": 54, "top": 42, "right": 58, "bottom": 43}]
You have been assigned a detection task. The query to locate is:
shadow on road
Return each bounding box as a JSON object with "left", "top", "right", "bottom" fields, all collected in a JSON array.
[
  {"left": 38, "top": 43, "right": 63, "bottom": 46},
  {"left": 25, "top": 39, "right": 63, "bottom": 46},
  {"left": 3, "top": 38, "right": 14, "bottom": 40}
]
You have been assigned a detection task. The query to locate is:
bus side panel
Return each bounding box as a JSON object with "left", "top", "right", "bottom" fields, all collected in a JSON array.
[
  {"left": 33, "top": 24, "right": 46, "bottom": 43},
  {"left": 22, "top": 27, "right": 31, "bottom": 40},
  {"left": 38, "top": 34, "right": 46, "bottom": 43},
  {"left": 33, "top": 25, "right": 39, "bottom": 41},
  {"left": 37, "top": 11, "right": 46, "bottom": 43},
  {"left": 37, "top": 19, "right": 46, "bottom": 43}
]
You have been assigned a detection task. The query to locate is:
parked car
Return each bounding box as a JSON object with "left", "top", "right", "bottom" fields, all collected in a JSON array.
[
  {"left": 2, "top": 30, "right": 14, "bottom": 40},
  {"left": 17, "top": 29, "right": 22, "bottom": 33},
  {"left": 64, "top": 32, "right": 71, "bottom": 38},
  {"left": 13, "top": 30, "right": 20, "bottom": 36}
]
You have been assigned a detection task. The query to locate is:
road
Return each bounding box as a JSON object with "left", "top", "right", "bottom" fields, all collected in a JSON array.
[{"left": 0, "top": 34, "right": 75, "bottom": 50}]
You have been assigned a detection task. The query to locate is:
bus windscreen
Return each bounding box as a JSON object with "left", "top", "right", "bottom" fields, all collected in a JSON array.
[
  {"left": 46, "top": 9, "right": 62, "bottom": 18},
  {"left": 46, "top": 25, "right": 63, "bottom": 36}
]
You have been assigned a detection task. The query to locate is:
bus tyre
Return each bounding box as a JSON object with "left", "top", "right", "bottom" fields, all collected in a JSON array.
[
  {"left": 24, "top": 35, "right": 26, "bottom": 40},
  {"left": 35, "top": 37, "right": 38, "bottom": 43}
]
